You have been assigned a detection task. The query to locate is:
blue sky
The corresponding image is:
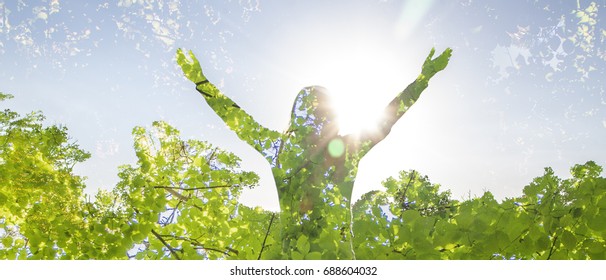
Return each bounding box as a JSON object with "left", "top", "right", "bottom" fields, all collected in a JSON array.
[{"left": 1, "top": 0, "right": 605, "bottom": 211}]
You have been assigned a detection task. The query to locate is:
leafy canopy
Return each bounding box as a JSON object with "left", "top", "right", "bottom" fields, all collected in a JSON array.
[{"left": 2, "top": 36, "right": 605, "bottom": 261}]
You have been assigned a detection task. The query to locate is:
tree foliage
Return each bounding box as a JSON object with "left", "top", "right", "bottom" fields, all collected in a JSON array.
[
  {"left": 0, "top": 92, "right": 90, "bottom": 259},
  {"left": 353, "top": 163, "right": 606, "bottom": 260},
  {"left": 112, "top": 121, "right": 276, "bottom": 260},
  {"left": 2, "top": 36, "right": 606, "bottom": 260},
  {"left": 0, "top": 98, "right": 280, "bottom": 259}
]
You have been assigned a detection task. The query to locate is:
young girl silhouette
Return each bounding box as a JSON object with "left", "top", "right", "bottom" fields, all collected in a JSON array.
[{"left": 177, "top": 47, "right": 451, "bottom": 259}]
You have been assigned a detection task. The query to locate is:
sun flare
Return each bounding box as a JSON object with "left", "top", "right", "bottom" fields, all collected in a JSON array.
[
  {"left": 332, "top": 94, "right": 385, "bottom": 136},
  {"left": 320, "top": 49, "right": 404, "bottom": 136},
  {"left": 282, "top": 29, "right": 413, "bottom": 137}
]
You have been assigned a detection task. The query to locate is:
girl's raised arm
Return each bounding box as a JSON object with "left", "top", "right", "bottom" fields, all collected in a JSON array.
[{"left": 177, "top": 49, "right": 281, "bottom": 163}]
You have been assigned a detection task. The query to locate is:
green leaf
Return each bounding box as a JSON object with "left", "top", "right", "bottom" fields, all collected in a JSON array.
[
  {"left": 296, "top": 235, "right": 310, "bottom": 255},
  {"left": 587, "top": 211, "right": 606, "bottom": 231},
  {"left": 1, "top": 237, "right": 13, "bottom": 248},
  {"left": 561, "top": 230, "right": 577, "bottom": 250},
  {"left": 402, "top": 209, "right": 420, "bottom": 223},
  {"left": 305, "top": 252, "right": 322, "bottom": 260},
  {"left": 495, "top": 230, "right": 509, "bottom": 249},
  {"left": 291, "top": 251, "right": 304, "bottom": 260},
  {"left": 586, "top": 240, "right": 605, "bottom": 254},
  {"left": 455, "top": 213, "right": 473, "bottom": 229},
  {"left": 536, "top": 236, "right": 550, "bottom": 250},
  {"left": 0, "top": 91, "right": 13, "bottom": 100}
]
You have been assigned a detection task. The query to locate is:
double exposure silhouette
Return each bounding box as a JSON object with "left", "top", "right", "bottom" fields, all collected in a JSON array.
[{"left": 177, "top": 47, "right": 452, "bottom": 259}]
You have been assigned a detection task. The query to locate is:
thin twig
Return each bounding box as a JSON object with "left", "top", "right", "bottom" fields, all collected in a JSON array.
[
  {"left": 192, "top": 246, "right": 234, "bottom": 256},
  {"left": 547, "top": 235, "right": 558, "bottom": 260},
  {"left": 206, "top": 147, "right": 218, "bottom": 166},
  {"left": 163, "top": 200, "right": 183, "bottom": 225},
  {"left": 153, "top": 185, "right": 240, "bottom": 191},
  {"left": 399, "top": 171, "right": 416, "bottom": 212},
  {"left": 164, "top": 188, "right": 189, "bottom": 202},
  {"left": 151, "top": 229, "right": 181, "bottom": 260},
  {"left": 258, "top": 213, "right": 276, "bottom": 260},
  {"left": 158, "top": 234, "right": 234, "bottom": 257}
]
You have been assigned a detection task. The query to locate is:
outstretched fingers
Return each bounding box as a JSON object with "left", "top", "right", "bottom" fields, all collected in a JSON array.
[
  {"left": 432, "top": 48, "right": 452, "bottom": 72},
  {"left": 421, "top": 47, "right": 452, "bottom": 79},
  {"left": 176, "top": 48, "right": 207, "bottom": 84}
]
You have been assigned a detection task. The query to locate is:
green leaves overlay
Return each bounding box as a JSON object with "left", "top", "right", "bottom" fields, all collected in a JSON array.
[
  {"left": 2, "top": 43, "right": 606, "bottom": 260},
  {"left": 177, "top": 47, "right": 451, "bottom": 259}
]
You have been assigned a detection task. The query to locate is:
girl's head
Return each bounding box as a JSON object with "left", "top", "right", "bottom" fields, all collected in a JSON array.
[{"left": 289, "top": 86, "right": 339, "bottom": 144}]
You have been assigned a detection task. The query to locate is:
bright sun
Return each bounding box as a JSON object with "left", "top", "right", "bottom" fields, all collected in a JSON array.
[
  {"left": 278, "top": 25, "right": 414, "bottom": 137},
  {"left": 332, "top": 90, "right": 385, "bottom": 136},
  {"left": 313, "top": 47, "right": 405, "bottom": 136}
]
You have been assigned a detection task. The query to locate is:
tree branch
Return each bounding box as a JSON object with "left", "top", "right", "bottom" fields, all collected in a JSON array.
[
  {"left": 192, "top": 246, "right": 234, "bottom": 256},
  {"left": 398, "top": 171, "right": 416, "bottom": 212},
  {"left": 258, "top": 213, "right": 276, "bottom": 260},
  {"left": 153, "top": 185, "right": 241, "bottom": 191},
  {"left": 151, "top": 229, "right": 181, "bottom": 260},
  {"left": 547, "top": 235, "right": 558, "bottom": 260},
  {"left": 157, "top": 234, "right": 235, "bottom": 258}
]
